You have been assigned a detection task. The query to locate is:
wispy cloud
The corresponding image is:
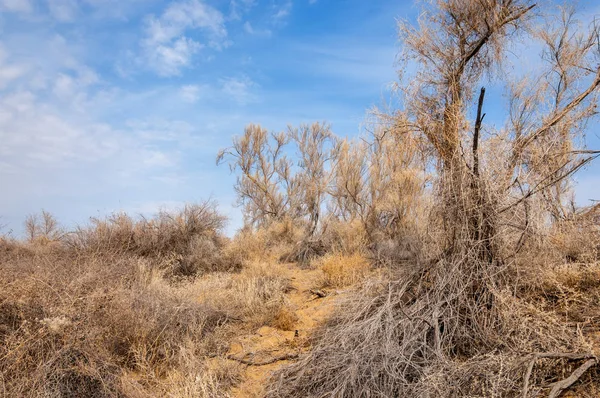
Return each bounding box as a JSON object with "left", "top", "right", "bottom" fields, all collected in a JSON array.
[
  {"left": 220, "top": 75, "right": 257, "bottom": 105},
  {"left": 148, "top": 37, "right": 202, "bottom": 76},
  {"left": 0, "top": 45, "right": 26, "bottom": 89},
  {"left": 180, "top": 84, "right": 202, "bottom": 102},
  {"left": 228, "top": 0, "right": 257, "bottom": 21},
  {"left": 272, "top": 0, "right": 292, "bottom": 21},
  {"left": 46, "top": 0, "right": 79, "bottom": 22},
  {"left": 0, "top": 0, "right": 33, "bottom": 13},
  {"left": 243, "top": 21, "right": 272, "bottom": 37},
  {"left": 142, "top": 0, "right": 228, "bottom": 76}
]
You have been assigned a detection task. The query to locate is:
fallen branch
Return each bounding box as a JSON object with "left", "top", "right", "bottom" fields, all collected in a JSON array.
[
  {"left": 227, "top": 352, "right": 299, "bottom": 366},
  {"left": 522, "top": 353, "right": 597, "bottom": 398},
  {"left": 310, "top": 289, "right": 327, "bottom": 298},
  {"left": 547, "top": 358, "right": 598, "bottom": 398}
]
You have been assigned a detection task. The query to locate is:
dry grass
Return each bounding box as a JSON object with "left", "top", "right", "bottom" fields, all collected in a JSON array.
[
  {"left": 318, "top": 252, "right": 371, "bottom": 288},
  {"left": 67, "top": 202, "right": 240, "bottom": 279},
  {"left": 0, "top": 205, "right": 293, "bottom": 398},
  {"left": 3, "top": 208, "right": 600, "bottom": 397},
  {"left": 227, "top": 219, "right": 305, "bottom": 264},
  {"left": 267, "top": 226, "right": 600, "bottom": 398},
  {"left": 193, "top": 261, "right": 291, "bottom": 328},
  {"left": 270, "top": 306, "right": 299, "bottom": 331},
  {"left": 321, "top": 219, "right": 369, "bottom": 256},
  {"left": 0, "top": 243, "right": 229, "bottom": 397}
]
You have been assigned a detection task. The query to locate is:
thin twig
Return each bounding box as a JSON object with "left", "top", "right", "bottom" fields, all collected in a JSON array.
[{"left": 227, "top": 353, "right": 299, "bottom": 366}]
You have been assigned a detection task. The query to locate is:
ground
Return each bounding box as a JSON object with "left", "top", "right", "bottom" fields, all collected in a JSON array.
[{"left": 221, "top": 263, "right": 347, "bottom": 398}]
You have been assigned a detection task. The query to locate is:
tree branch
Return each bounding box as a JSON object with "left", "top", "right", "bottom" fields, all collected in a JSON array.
[
  {"left": 227, "top": 352, "right": 299, "bottom": 366},
  {"left": 548, "top": 358, "right": 597, "bottom": 398},
  {"left": 473, "top": 87, "right": 486, "bottom": 177},
  {"left": 522, "top": 352, "right": 597, "bottom": 398},
  {"left": 517, "top": 68, "right": 600, "bottom": 153}
]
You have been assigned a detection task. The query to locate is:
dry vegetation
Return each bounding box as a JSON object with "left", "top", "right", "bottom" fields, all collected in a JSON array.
[
  {"left": 3, "top": 0, "right": 600, "bottom": 397},
  {"left": 0, "top": 203, "right": 293, "bottom": 397}
]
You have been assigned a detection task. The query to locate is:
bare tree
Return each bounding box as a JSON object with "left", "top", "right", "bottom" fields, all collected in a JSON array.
[
  {"left": 365, "top": 120, "right": 427, "bottom": 241},
  {"left": 397, "top": 0, "right": 600, "bottom": 259},
  {"left": 329, "top": 137, "right": 368, "bottom": 223},
  {"left": 503, "top": 6, "right": 600, "bottom": 221},
  {"left": 289, "top": 122, "right": 335, "bottom": 237},
  {"left": 25, "top": 210, "right": 62, "bottom": 243},
  {"left": 217, "top": 124, "right": 293, "bottom": 228}
]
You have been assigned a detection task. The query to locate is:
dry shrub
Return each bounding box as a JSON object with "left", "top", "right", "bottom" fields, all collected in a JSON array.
[
  {"left": 67, "top": 202, "right": 239, "bottom": 278},
  {"left": 228, "top": 218, "right": 305, "bottom": 264},
  {"left": 518, "top": 260, "right": 600, "bottom": 328},
  {"left": 194, "top": 261, "right": 291, "bottom": 328},
  {"left": 267, "top": 240, "right": 598, "bottom": 397},
  {"left": 319, "top": 252, "right": 371, "bottom": 288},
  {"left": 548, "top": 217, "right": 599, "bottom": 264},
  {"left": 321, "top": 219, "right": 369, "bottom": 256},
  {"left": 227, "top": 228, "right": 269, "bottom": 263},
  {"left": 285, "top": 239, "right": 327, "bottom": 267},
  {"left": 271, "top": 305, "right": 299, "bottom": 331},
  {"left": 0, "top": 245, "right": 238, "bottom": 397},
  {"left": 24, "top": 210, "right": 65, "bottom": 245}
]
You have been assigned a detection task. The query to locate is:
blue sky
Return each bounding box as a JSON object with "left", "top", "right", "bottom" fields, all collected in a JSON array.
[{"left": 0, "top": 0, "right": 598, "bottom": 236}]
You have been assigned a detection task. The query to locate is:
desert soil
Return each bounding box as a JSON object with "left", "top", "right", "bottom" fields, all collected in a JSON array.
[{"left": 227, "top": 263, "right": 345, "bottom": 398}]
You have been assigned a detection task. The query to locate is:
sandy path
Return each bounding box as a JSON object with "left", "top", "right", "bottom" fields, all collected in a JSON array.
[{"left": 227, "top": 264, "right": 342, "bottom": 398}]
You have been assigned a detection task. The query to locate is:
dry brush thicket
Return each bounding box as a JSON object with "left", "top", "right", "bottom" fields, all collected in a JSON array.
[
  {"left": 3, "top": 0, "right": 600, "bottom": 397},
  {"left": 0, "top": 203, "right": 294, "bottom": 397},
  {"left": 257, "top": 1, "right": 600, "bottom": 397},
  {"left": 221, "top": 0, "right": 600, "bottom": 396}
]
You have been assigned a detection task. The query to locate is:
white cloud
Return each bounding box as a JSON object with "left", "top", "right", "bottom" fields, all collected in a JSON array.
[
  {"left": 0, "top": 46, "right": 26, "bottom": 88},
  {"left": 180, "top": 84, "right": 201, "bottom": 102},
  {"left": 0, "top": 0, "right": 32, "bottom": 13},
  {"left": 126, "top": 118, "right": 197, "bottom": 143},
  {"left": 46, "top": 0, "right": 78, "bottom": 21},
  {"left": 142, "top": 0, "right": 227, "bottom": 75},
  {"left": 52, "top": 74, "right": 75, "bottom": 99},
  {"left": 228, "top": 0, "right": 256, "bottom": 21},
  {"left": 142, "top": 149, "right": 177, "bottom": 168},
  {"left": 243, "top": 21, "right": 254, "bottom": 34},
  {"left": 220, "top": 75, "right": 256, "bottom": 104},
  {"left": 273, "top": 0, "right": 292, "bottom": 20},
  {"left": 151, "top": 37, "right": 202, "bottom": 76},
  {"left": 243, "top": 21, "right": 272, "bottom": 37}
]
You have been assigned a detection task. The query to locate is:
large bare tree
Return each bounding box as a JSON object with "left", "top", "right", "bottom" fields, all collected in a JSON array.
[{"left": 398, "top": 0, "right": 600, "bottom": 259}]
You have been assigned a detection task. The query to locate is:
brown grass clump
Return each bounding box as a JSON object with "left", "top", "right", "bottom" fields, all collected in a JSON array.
[
  {"left": 227, "top": 218, "right": 305, "bottom": 264},
  {"left": 321, "top": 219, "right": 369, "bottom": 256},
  {"left": 271, "top": 306, "right": 299, "bottom": 331},
  {"left": 65, "top": 202, "right": 241, "bottom": 278},
  {"left": 548, "top": 216, "right": 600, "bottom": 264},
  {"left": 193, "top": 261, "right": 291, "bottom": 328},
  {"left": 319, "top": 252, "right": 371, "bottom": 288}
]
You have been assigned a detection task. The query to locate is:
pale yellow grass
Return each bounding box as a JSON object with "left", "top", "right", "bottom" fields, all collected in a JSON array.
[{"left": 318, "top": 252, "right": 371, "bottom": 288}]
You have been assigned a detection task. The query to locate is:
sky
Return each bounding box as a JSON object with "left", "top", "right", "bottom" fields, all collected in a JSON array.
[{"left": 0, "top": 0, "right": 598, "bottom": 237}]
